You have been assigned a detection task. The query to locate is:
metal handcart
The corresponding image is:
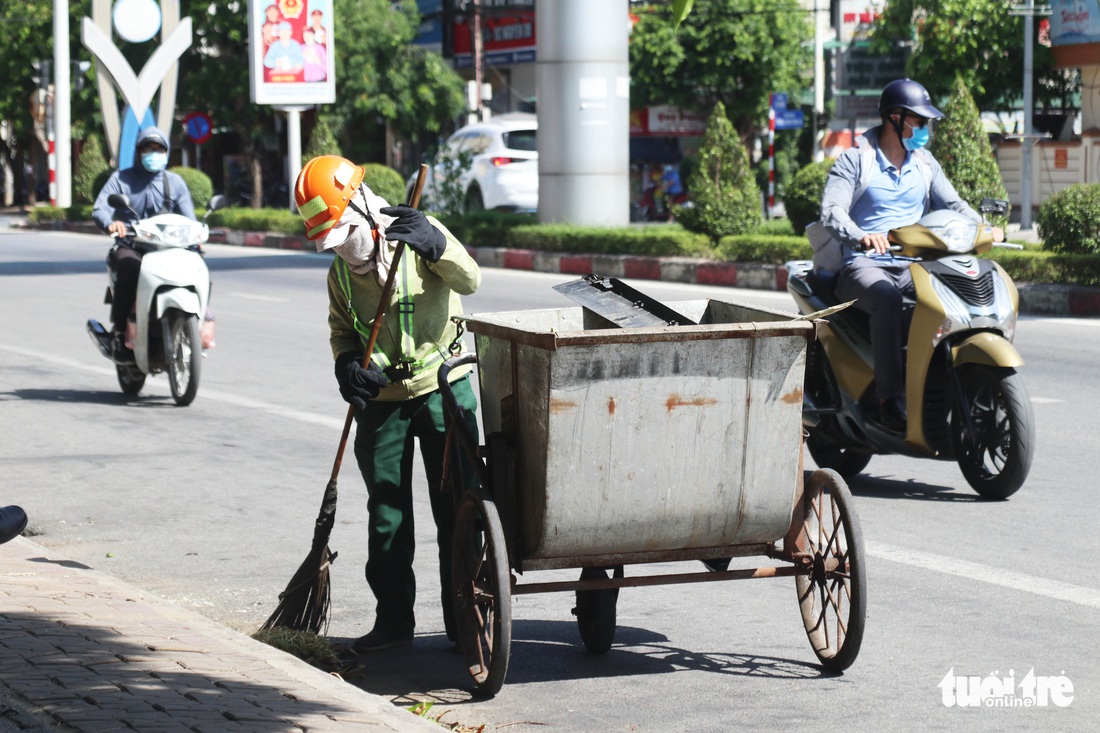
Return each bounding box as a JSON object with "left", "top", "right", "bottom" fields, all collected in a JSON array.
[{"left": 438, "top": 296, "right": 866, "bottom": 696}]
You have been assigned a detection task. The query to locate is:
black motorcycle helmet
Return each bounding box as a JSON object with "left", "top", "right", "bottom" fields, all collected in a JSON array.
[{"left": 878, "top": 79, "right": 944, "bottom": 120}]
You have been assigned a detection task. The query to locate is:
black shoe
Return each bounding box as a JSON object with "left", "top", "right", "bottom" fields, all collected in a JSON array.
[
  {"left": 0, "top": 505, "right": 28, "bottom": 545},
  {"left": 111, "top": 333, "right": 135, "bottom": 364},
  {"left": 701, "top": 558, "right": 731, "bottom": 572},
  {"left": 879, "top": 397, "right": 907, "bottom": 433},
  {"left": 351, "top": 627, "right": 413, "bottom": 653}
]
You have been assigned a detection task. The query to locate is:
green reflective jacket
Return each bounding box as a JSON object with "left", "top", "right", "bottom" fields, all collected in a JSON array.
[{"left": 327, "top": 217, "right": 480, "bottom": 401}]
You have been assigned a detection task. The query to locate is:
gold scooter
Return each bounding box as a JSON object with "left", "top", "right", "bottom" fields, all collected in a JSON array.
[{"left": 786, "top": 200, "right": 1034, "bottom": 499}]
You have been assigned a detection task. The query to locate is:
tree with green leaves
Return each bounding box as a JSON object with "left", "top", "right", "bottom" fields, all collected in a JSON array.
[
  {"left": 675, "top": 101, "right": 761, "bottom": 238},
  {"left": 629, "top": 0, "right": 810, "bottom": 140},
  {"left": 871, "top": 0, "right": 1076, "bottom": 115},
  {"left": 0, "top": 1, "right": 98, "bottom": 206},
  {"left": 329, "top": 0, "right": 466, "bottom": 167},
  {"left": 930, "top": 76, "right": 1010, "bottom": 227}
]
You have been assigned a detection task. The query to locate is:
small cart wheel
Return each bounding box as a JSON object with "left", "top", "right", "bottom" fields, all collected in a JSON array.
[
  {"left": 452, "top": 489, "right": 512, "bottom": 696},
  {"left": 794, "top": 469, "right": 866, "bottom": 672},
  {"left": 572, "top": 566, "right": 622, "bottom": 654}
]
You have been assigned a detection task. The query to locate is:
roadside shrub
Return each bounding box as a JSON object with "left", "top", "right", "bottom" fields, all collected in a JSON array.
[
  {"left": 73, "top": 135, "right": 109, "bottom": 205},
  {"left": 207, "top": 206, "right": 300, "bottom": 234},
  {"left": 361, "top": 163, "right": 406, "bottom": 206},
  {"left": 302, "top": 114, "right": 342, "bottom": 165},
  {"left": 170, "top": 166, "right": 213, "bottom": 210},
  {"left": 754, "top": 218, "right": 796, "bottom": 237},
  {"left": 784, "top": 160, "right": 834, "bottom": 234},
  {"left": 675, "top": 101, "right": 762, "bottom": 239},
  {"left": 1035, "top": 183, "right": 1100, "bottom": 254},
  {"left": 716, "top": 234, "right": 812, "bottom": 263},
  {"left": 507, "top": 224, "right": 713, "bottom": 257},
  {"left": 28, "top": 206, "right": 66, "bottom": 223},
  {"left": 437, "top": 210, "right": 537, "bottom": 247},
  {"left": 930, "top": 76, "right": 1010, "bottom": 227},
  {"left": 92, "top": 169, "right": 113, "bottom": 203}
]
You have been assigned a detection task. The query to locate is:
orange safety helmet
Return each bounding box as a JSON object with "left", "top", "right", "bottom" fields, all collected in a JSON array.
[{"left": 294, "top": 155, "right": 365, "bottom": 240}]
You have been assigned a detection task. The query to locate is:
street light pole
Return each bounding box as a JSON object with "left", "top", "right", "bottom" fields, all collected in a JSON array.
[
  {"left": 53, "top": 0, "right": 71, "bottom": 208},
  {"left": 1022, "top": 0, "right": 1034, "bottom": 229}
]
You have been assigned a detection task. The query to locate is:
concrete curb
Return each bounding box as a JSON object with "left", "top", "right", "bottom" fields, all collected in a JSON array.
[{"left": 24, "top": 220, "right": 1100, "bottom": 317}]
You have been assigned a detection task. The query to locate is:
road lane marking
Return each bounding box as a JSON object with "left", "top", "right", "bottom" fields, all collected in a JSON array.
[
  {"left": 0, "top": 344, "right": 345, "bottom": 430},
  {"left": 1031, "top": 397, "right": 1063, "bottom": 404},
  {"left": 866, "top": 541, "right": 1100, "bottom": 610}
]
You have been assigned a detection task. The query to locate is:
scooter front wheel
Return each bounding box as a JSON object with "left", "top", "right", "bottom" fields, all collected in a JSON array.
[
  {"left": 951, "top": 365, "right": 1034, "bottom": 500},
  {"left": 164, "top": 311, "right": 201, "bottom": 406},
  {"left": 116, "top": 364, "right": 146, "bottom": 396},
  {"left": 806, "top": 430, "right": 873, "bottom": 478}
]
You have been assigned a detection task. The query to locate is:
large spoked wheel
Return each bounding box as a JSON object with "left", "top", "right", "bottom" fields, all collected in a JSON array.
[
  {"left": 806, "top": 429, "right": 872, "bottom": 478},
  {"left": 164, "top": 311, "right": 201, "bottom": 406},
  {"left": 951, "top": 366, "right": 1034, "bottom": 500},
  {"left": 794, "top": 469, "right": 866, "bottom": 672},
  {"left": 573, "top": 566, "right": 622, "bottom": 655},
  {"left": 452, "top": 489, "right": 512, "bottom": 697},
  {"left": 116, "top": 364, "right": 146, "bottom": 395}
]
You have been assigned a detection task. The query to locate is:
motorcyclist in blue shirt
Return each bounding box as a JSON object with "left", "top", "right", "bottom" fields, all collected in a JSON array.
[
  {"left": 92, "top": 127, "right": 195, "bottom": 361},
  {"left": 819, "top": 79, "right": 1003, "bottom": 432}
]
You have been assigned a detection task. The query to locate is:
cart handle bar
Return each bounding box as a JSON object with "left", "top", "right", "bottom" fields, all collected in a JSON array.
[{"left": 437, "top": 352, "right": 478, "bottom": 416}]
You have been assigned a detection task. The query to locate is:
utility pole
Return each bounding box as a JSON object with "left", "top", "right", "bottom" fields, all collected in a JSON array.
[
  {"left": 54, "top": 0, "right": 71, "bottom": 208},
  {"left": 1010, "top": 1, "right": 1052, "bottom": 230}
]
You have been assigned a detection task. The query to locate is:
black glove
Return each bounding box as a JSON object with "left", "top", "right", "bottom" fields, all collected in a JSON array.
[
  {"left": 334, "top": 352, "right": 388, "bottom": 410},
  {"left": 380, "top": 205, "right": 447, "bottom": 262}
]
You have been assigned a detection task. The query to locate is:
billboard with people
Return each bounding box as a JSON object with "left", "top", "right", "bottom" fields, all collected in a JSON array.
[{"left": 248, "top": 0, "right": 336, "bottom": 105}]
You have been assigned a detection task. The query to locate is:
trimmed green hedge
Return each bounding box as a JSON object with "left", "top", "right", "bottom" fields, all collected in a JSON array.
[
  {"left": 29, "top": 204, "right": 1100, "bottom": 286},
  {"left": 716, "top": 234, "right": 812, "bottom": 263},
  {"left": 206, "top": 207, "right": 301, "bottom": 234}
]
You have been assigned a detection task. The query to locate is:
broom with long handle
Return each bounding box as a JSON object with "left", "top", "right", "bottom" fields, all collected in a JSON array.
[{"left": 261, "top": 164, "right": 430, "bottom": 634}]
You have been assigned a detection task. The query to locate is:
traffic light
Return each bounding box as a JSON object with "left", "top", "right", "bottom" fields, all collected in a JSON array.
[
  {"left": 73, "top": 60, "right": 92, "bottom": 92},
  {"left": 30, "top": 60, "right": 51, "bottom": 89}
]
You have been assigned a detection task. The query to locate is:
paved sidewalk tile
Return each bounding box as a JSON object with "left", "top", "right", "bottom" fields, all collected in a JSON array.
[{"left": 0, "top": 538, "right": 438, "bottom": 733}]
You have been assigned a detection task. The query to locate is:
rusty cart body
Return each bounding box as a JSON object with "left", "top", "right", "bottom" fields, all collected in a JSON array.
[{"left": 439, "top": 297, "right": 866, "bottom": 696}]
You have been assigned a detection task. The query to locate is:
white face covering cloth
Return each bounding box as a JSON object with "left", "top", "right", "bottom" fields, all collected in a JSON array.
[{"left": 315, "top": 184, "right": 398, "bottom": 282}]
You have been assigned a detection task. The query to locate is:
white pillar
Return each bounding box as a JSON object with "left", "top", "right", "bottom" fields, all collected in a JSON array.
[
  {"left": 1021, "top": 0, "right": 1035, "bottom": 229},
  {"left": 536, "top": 0, "right": 630, "bottom": 225},
  {"left": 282, "top": 106, "right": 308, "bottom": 211},
  {"left": 53, "top": 0, "right": 72, "bottom": 208}
]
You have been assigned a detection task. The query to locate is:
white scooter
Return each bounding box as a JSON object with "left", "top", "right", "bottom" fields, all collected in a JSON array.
[{"left": 87, "top": 194, "right": 226, "bottom": 406}]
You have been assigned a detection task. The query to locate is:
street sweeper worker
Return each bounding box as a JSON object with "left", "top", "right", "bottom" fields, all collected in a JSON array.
[{"left": 295, "top": 155, "right": 481, "bottom": 653}]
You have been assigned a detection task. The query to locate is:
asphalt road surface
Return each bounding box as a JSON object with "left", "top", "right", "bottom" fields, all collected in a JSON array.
[{"left": 2, "top": 228, "right": 1097, "bottom": 732}]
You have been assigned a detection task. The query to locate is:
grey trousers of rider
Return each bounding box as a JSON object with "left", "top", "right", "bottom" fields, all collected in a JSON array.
[{"left": 835, "top": 256, "right": 915, "bottom": 401}]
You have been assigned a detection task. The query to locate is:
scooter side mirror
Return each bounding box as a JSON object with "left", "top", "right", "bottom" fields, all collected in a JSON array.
[
  {"left": 978, "top": 198, "right": 1010, "bottom": 218},
  {"left": 107, "top": 193, "right": 131, "bottom": 209},
  {"left": 207, "top": 194, "right": 227, "bottom": 212}
]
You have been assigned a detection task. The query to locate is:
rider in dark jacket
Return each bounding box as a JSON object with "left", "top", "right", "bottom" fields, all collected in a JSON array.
[{"left": 92, "top": 127, "right": 195, "bottom": 360}]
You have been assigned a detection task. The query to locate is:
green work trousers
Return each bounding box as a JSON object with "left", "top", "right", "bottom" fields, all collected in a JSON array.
[{"left": 353, "top": 375, "right": 479, "bottom": 639}]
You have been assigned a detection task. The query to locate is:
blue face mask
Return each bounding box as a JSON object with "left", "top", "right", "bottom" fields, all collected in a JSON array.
[
  {"left": 141, "top": 151, "right": 168, "bottom": 172},
  {"left": 904, "top": 125, "right": 930, "bottom": 152}
]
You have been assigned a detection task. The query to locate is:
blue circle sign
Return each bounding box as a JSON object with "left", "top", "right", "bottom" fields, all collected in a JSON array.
[{"left": 183, "top": 112, "right": 213, "bottom": 144}]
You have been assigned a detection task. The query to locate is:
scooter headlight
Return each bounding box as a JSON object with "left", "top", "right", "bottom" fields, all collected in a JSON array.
[
  {"left": 927, "top": 219, "right": 978, "bottom": 253},
  {"left": 133, "top": 221, "right": 205, "bottom": 246},
  {"left": 930, "top": 276, "right": 972, "bottom": 346}
]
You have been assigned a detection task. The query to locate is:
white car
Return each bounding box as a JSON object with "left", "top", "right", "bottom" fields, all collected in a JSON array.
[{"left": 414, "top": 113, "right": 538, "bottom": 214}]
